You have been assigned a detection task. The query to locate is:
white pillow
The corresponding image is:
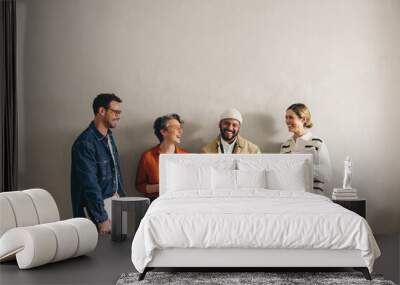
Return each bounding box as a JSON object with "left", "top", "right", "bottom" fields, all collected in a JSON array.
[
  {"left": 236, "top": 169, "right": 267, "bottom": 189},
  {"left": 167, "top": 163, "right": 212, "bottom": 191},
  {"left": 266, "top": 162, "right": 308, "bottom": 191},
  {"left": 212, "top": 168, "right": 237, "bottom": 190}
]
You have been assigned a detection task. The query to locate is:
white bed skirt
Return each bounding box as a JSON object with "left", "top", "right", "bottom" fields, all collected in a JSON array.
[{"left": 148, "top": 248, "right": 366, "bottom": 268}]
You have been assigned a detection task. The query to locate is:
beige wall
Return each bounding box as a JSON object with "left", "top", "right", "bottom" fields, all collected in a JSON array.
[{"left": 17, "top": 0, "right": 400, "bottom": 234}]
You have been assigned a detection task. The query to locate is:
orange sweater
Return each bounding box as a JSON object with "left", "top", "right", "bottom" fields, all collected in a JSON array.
[{"left": 135, "top": 145, "right": 188, "bottom": 198}]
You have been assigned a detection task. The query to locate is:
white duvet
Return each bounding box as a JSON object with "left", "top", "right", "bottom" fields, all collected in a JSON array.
[{"left": 131, "top": 190, "right": 380, "bottom": 273}]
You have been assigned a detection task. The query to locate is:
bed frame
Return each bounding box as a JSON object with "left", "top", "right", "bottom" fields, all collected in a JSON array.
[
  {"left": 138, "top": 154, "right": 372, "bottom": 281},
  {"left": 139, "top": 248, "right": 371, "bottom": 280}
]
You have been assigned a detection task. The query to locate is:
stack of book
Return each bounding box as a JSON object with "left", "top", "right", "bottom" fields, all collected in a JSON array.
[{"left": 332, "top": 188, "right": 358, "bottom": 200}]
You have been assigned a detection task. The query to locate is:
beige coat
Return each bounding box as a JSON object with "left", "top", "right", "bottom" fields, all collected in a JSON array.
[{"left": 201, "top": 135, "right": 261, "bottom": 154}]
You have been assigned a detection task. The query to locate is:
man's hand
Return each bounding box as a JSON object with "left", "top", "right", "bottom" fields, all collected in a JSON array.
[{"left": 98, "top": 219, "right": 111, "bottom": 234}]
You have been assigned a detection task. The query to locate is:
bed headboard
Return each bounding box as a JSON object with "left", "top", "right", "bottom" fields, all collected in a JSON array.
[{"left": 159, "top": 154, "right": 313, "bottom": 195}]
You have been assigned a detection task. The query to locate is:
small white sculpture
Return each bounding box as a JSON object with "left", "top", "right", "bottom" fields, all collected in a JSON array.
[{"left": 342, "top": 156, "right": 352, "bottom": 189}]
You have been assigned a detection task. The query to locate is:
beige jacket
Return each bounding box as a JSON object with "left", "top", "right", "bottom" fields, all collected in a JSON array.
[{"left": 201, "top": 135, "right": 261, "bottom": 154}]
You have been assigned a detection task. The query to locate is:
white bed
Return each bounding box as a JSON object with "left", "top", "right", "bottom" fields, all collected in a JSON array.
[{"left": 131, "top": 154, "right": 380, "bottom": 280}]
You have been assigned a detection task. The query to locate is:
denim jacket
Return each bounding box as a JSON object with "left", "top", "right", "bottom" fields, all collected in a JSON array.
[{"left": 71, "top": 121, "right": 125, "bottom": 224}]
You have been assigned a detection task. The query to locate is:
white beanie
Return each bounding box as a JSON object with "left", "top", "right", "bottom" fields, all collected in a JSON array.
[{"left": 219, "top": 108, "right": 243, "bottom": 124}]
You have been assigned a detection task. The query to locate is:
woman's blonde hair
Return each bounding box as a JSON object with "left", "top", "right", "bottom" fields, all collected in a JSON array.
[{"left": 287, "top": 103, "right": 313, "bottom": 128}]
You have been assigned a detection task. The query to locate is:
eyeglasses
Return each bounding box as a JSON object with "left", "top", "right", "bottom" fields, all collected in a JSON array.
[
  {"left": 107, "top": 108, "right": 122, "bottom": 115},
  {"left": 166, "top": 125, "right": 183, "bottom": 131}
]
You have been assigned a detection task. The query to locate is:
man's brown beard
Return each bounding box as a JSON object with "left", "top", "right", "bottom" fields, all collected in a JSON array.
[{"left": 219, "top": 127, "right": 238, "bottom": 143}]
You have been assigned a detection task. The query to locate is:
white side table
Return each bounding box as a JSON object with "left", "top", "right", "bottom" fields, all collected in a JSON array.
[{"left": 111, "top": 197, "right": 150, "bottom": 242}]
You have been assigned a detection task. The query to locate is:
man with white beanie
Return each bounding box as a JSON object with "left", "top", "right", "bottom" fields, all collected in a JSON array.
[{"left": 201, "top": 108, "right": 261, "bottom": 154}]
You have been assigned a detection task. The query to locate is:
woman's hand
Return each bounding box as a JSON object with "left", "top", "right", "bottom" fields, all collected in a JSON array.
[{"left": 146, "top": 184, "right": 159, "bottom": 193}]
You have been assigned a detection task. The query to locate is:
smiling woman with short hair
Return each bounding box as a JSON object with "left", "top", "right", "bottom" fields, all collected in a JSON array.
[
  {"left": 135, "top": 114, "right": 188, "bottom": 200},
  {"left": 281, "top": 103, "right": 332, "bottom": 193}
]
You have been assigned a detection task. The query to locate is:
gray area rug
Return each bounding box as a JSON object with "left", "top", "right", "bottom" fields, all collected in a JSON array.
[{"left": 117, "top": 271, "right": 396, "bottom": 285}]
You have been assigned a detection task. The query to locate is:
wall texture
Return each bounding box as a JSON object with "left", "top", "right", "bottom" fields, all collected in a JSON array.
[{"left": 17, "top": 0, "right": 400, "bottom": 234}]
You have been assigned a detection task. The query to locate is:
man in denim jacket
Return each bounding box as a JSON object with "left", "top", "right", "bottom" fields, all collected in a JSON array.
[{"left": 71, "top": 93, "right": 125, "bottom": 234}]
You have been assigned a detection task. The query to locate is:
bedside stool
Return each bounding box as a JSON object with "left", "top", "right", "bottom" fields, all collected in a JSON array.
[
  {"left": 332, "top": 198, "right": 366, "bottom": 218},
  {"left": 111, "top": 197, "right": 150, "bottom": 242}
]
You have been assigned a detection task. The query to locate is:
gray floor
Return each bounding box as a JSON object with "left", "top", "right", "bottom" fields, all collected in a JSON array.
[
  {"left": 374, "top": 234, "right": 400, "bottom": 284},
  {"left": 0, "top": 234, "right": 399, "bottom": 285}
]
